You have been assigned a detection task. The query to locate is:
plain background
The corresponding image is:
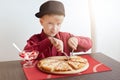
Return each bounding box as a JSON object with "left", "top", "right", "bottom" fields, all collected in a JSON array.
[{"left": 0, "top": 0, "right": 120, "bottom": 62}]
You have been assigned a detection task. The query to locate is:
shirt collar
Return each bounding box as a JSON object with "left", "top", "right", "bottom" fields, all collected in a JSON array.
[{"left": 40, "top": 30, "right": 48, "bottom": 39}]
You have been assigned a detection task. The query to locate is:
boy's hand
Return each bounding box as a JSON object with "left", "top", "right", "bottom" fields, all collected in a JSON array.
[
  {"left": 49, "top": 37, "right": 63, "bottom": 52},
  {"left": 68, "top": 37, "right": 78, "bottom": 50}
]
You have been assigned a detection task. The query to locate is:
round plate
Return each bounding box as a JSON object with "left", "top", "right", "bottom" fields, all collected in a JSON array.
[{"left": 37, "top": 56, "right": 89, "bottom": 74}]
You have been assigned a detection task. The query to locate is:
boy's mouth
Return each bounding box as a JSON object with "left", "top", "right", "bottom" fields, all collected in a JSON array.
[{"left": 50, "top": 31, "right": 57, "bottom": 34}]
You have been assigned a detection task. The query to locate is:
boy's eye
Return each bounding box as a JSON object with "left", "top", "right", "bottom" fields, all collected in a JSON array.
[
  {"left": 47, "top": 22, "right": 61, "bottom": 27},
  {"left": 48, "top": 22, "right": 53, "bottom": 25},
  {"left": 57, "top": 23, "right": 60, "bottom": 25},
  {"left": 57, "top": 23, "right": 61, "bottom": 26},
  {"left": 47, "top": 22, "right": 54, "bottom": 26}
]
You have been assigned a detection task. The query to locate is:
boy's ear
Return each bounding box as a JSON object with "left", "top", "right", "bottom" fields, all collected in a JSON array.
[{"left": 39, "top": 18, "right": 43, "bottom": 25}]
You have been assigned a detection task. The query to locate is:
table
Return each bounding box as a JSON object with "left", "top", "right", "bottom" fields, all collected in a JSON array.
[{"left": 0, "top": 53, "right": 120, "bottom": 80}]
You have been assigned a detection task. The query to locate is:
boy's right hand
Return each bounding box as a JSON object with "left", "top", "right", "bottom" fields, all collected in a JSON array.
[{"left": 48, "top": 37, "right": 63, "bottom": 52}]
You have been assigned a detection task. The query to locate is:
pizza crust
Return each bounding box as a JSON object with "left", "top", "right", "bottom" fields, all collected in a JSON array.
[{"left": 37, "top": 56, "right": 89, "bottom": 74}]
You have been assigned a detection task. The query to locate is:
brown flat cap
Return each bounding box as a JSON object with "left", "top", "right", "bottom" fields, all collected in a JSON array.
[{"left": 35, "top": 1, "right": 65, "bottom": 18}]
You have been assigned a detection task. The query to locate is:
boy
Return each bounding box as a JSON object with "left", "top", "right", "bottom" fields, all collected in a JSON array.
[{"left": 23, "top": 0, "right": 92, "bottom": 59}]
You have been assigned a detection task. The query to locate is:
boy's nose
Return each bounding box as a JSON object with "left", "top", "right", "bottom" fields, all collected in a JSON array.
[
  {"left": 52, "top": 27, "right": 56, "bottom": 32},
  {"left": 52, "top": 25, "right": 57, "bottom": 30}
]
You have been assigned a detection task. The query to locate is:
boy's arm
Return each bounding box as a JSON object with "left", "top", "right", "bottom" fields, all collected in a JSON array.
[
  {"left": 75, "top": 36, "right": 92, "bottom": 52},
  {"left": 24, "top": 38, "right": 52, "bottom": 52},
  {"left": 59, "top": 32, "right": 92, "bottom": 52}
]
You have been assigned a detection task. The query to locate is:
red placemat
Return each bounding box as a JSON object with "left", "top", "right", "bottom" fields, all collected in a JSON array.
[{"left": 22, "top": 54, "right": 111, "bottom": 80}]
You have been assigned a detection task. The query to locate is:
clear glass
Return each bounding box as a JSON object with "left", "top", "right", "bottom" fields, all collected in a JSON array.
[{"left": 19, "top": 51, "right": 39, "bottom": 68}]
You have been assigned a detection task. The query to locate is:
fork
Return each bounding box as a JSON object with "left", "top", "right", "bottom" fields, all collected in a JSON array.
[{"left": 71, "top": 49, "right": 74, "bottom": 56}]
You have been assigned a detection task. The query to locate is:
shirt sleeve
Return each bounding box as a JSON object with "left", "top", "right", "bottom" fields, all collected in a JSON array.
[
  {"left": 75, "top": 36, "right": 92, "bottom": 52},
  {"left": 24, "top": 37, "right": 52, "bottom": 52},
  {"left": 59, "top": 32, "right": 92, "bottom": 53}
]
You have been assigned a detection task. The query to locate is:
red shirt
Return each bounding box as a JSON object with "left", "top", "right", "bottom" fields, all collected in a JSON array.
[{"left": 24, "top": 30, "right": 92, "bottom": 59}]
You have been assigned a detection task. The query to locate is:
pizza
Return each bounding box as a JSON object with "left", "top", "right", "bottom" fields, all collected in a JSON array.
[{"left": 37, "top": 56, "right": 89, "bottom": 74}]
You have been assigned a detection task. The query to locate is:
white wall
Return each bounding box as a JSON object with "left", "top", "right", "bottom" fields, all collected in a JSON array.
[
  {"left": 0, "top": 0, "right": 91, "bottom": 61},
  {"left": 92, "top": 0, "right": 120, "bottom": 62}
]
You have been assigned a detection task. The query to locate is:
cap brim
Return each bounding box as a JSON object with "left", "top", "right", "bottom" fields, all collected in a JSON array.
[{"left": 35, "top": 12, "right": 41, "bottom": 18}]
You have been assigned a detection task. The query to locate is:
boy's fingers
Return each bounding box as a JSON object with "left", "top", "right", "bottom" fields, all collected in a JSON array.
[{"left": 69, "top": 40, "right": 77, "bottom": 50}]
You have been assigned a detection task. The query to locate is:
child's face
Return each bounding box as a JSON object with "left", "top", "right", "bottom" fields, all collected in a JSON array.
[{"left": 40, "top": 14, "right": 64, "bottom": 37}]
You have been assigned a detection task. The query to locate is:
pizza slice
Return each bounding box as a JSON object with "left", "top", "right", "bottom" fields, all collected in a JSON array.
[
  {"left": 54, "top": 61, "right": 72, "bottom": 71},
  {"left": 37, "top": 59, "right": 60, "bottom": 72},
  {"left": 68, "top": 61, "right": 86, "bottom": 70},
  {"left": 70, "top": 56, "right": 87, "bottom": 63}
]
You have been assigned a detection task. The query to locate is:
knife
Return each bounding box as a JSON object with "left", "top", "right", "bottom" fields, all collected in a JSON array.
[
  {"left": 62, "top": 52, "right": 70, "bottom": 60},
  {"left": 51, "top": 37, "right": 70, "bottom": 60}
]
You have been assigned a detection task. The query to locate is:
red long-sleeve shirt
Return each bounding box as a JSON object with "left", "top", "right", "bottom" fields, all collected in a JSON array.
[{"left": 24, "top": 30, "right": 92, "bottom": 59}]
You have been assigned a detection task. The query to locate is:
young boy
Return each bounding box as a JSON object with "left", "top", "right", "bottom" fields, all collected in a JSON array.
[{"left": 23, "top": 0, "right": 92, "bottom": 59}]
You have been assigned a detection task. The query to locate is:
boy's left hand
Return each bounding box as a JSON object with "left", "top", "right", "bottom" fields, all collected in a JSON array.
[{"left": 68, "top": 37, "right": 78, "bottom": 50}]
